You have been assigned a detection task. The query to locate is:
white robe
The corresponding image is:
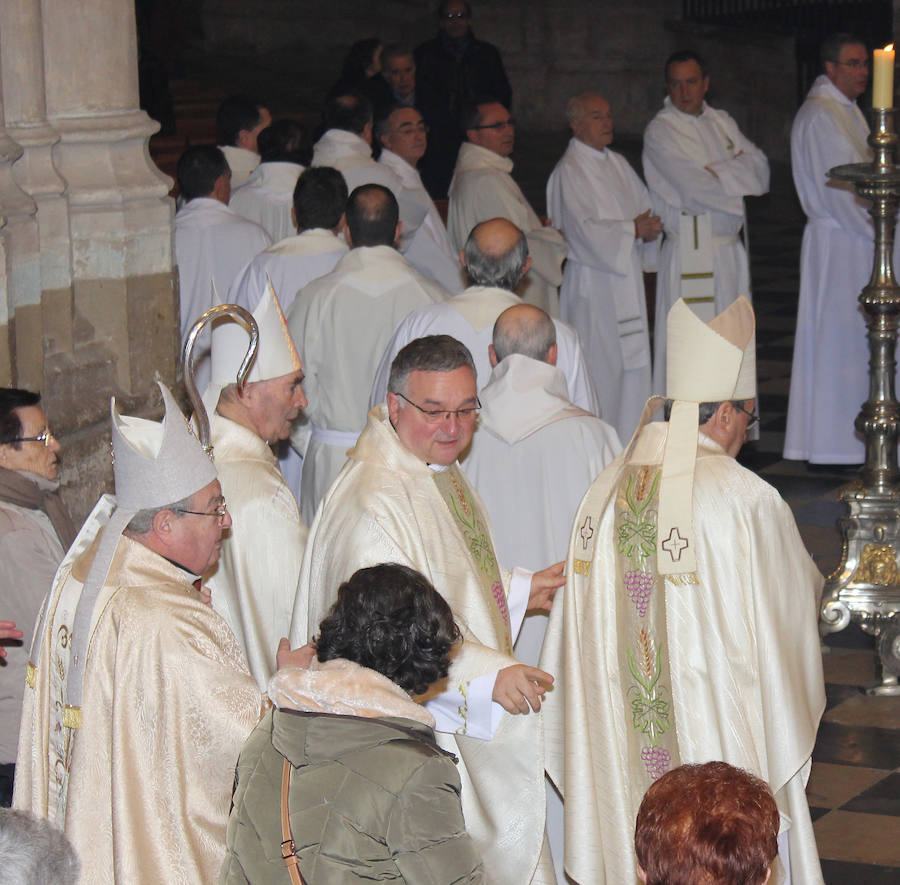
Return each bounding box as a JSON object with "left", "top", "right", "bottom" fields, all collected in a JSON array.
[
  {"left": 448, "top": 142, "right": 568, "bottom": 316},
  {"left": 291, "top": 405, "right": 553, "bottom": 885},
  {"left": 220, "top": 145, "right": 260, "bottom": 189},
  {"left": 547, "top": 138, "right": 657, "bottom": 441},
  {"left": 229, "top": 161, "right": 305, "bottom": 243},
  {"left": 460, "top": 354, "right": 621, "bottom": 885},
  {"left": 784, "top": 74, "right": 896, "bottom": 463},
  {"left": 204, "top": 414, "right": 308, "bottom": 691},
  {"left": 311, "top": 129, "right": 428, "bottom": 248},
  {"left": 287, "top": 245, "right": 448, "bottom": 524},
  {"left": 379, "top": 148, "right": 466, "bottom": 294},
  {"left": 369, "top": 285, "right": 601, "bottom": 416},
  {"left": 642, "top": 97, "right": 769, "bottom": 390},
  {"left": 174, "top": 197, "right": 271, "bottom": 391},
  {"left": 540, "top": 422, "right": 825, "bottom": 885}
]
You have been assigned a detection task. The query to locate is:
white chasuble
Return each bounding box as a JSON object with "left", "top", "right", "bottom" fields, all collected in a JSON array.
[
  {"left": 205, "top": 414, "right": 308, "bottom": 690},
  {"left": 292, "top": 406, "right": 551, "bottom": 885},
  {"left": 541, "top": 422, "right": 825, "bottom": 885},
  {"left": 448, "top": 142, "right": 567, "bottom": 316},
  {"left": 16, "top": 516, "right": 264, "bottom": 885}
]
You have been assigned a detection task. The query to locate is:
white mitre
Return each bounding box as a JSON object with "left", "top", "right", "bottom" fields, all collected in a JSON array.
[
  {"left": 67, "top": 380, "right": 218, "bottom": 708},
  {"left": 656, "top": 296, "right": 756, "bottom": 577},
  {"left": 202, "top": 279, "right": 302, "bottom": 414}
]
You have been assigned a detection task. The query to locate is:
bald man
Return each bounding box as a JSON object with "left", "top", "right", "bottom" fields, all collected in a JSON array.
[
  {"left": 448, "top": 102, "right": 568, "bottom": 316},
  {"left": 547, "top": 92, "right": 661, "bottom": 442},
  {"left": 370, "top": 217, "right": 599, "bottom": 415},
  {"left": 461, "top": 302, "right": 620, "bottom": 883}
]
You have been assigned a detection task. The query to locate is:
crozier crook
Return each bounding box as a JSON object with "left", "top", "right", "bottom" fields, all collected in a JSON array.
[{"left": 182, "top": 303, "right": 259, "bottom": 452}]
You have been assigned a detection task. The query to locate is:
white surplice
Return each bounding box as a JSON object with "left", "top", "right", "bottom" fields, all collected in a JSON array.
[
  {"left": 174, "top": 197, "right": 271, "bottom": 391},
  {"left": 547, "top": 138, "right": 657, "bottom": 441},
  {"left": 460, "top": 353, "right": 621, "bottom": 885},
  {"left": 311, "top": 129, "right": 428, "bottom": 248},
  {"left": 15, "top": 509, "right": 264, "bottom": 885},
  {"left": 540, "top": 422, "right": 825, "bottom": 885},
  {"left": 204, "top": 414, "right": 308, "bottom": 690},
  {"left": 291, "top": 405, "right": 553, "bottom": 885},
  {"left": 784, "top": 74, "right": 899, "bottom": 463},
  {"left": 369, "top": 285, "right": 601, "bottom": 416},
  {"left": 379, "top": 148, "right": 466, "bottom": 293},
  {"left": 642, "top": 97, "right": 769, "bottom": 390},
  {"left": 287, "top": 246, "right": 448, "bottom": 524},
  {"left": 448, "top": 142, "right": 568, "bottom": 316},
  {"left": 229, "top": 161, "right": 305, "bottom": 243},
  {"left": 220, "top": 145, "right": 260, "bottom": 189}
]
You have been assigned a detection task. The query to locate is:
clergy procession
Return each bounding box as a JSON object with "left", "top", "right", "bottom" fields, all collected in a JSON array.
[{"left": 8, "top": 6, "right": 882, "bottom": 883}]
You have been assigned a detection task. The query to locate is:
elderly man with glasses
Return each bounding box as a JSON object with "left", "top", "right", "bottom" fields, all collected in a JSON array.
[
  {"left": 293, "top": 334, "right": 566, "bottom": 885},
  {"left": 448, "top": 100, "right": 568, "bottom": 317},
  {"left": 0, "top": 388, "right": 75, "bottom": 807}
]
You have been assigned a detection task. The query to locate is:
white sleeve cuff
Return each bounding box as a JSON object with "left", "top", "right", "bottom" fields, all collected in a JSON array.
[
  {"left": 508, "top": 566, "right": 533, "bottom": 641},
  {"left": 425, "top": 671, "right": 503, "bottom": 740}
]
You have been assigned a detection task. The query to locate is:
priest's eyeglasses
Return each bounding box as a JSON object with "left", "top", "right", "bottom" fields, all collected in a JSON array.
[
  {"left": 174, "top": 501, "right": 229, "bottom": 524},
  {"left": 733, "top": 403, "right": 759, "bottom": 429},
  {"left": 396, "top": 393, "right": 481, "bottom": 423},
  {"left": 10, "top": 428, "right": 55, "bottom": 447},
  {"left": 471, "top": 118, "right": 515, "bottom": 130}
]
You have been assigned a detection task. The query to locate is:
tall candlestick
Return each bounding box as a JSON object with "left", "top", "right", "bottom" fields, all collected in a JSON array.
[{"left": 873, "top": 43, "right": 895, "bottom": 109}]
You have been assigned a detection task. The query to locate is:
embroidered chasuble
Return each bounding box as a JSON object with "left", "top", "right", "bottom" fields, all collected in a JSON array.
[
  {"left": 293, "top": 405, "right": 552, "bottom": 885},
  {"left": 432, "top": 465, "right": 512, "bottom": 656}
]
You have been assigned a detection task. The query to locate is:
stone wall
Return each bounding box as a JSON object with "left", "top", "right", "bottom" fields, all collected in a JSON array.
[
  {"left": 196, "top": 0, "right": 796, "bottom": 160},
  {"left": 0, "top": 0, "right": 178, "bottom": 523}
]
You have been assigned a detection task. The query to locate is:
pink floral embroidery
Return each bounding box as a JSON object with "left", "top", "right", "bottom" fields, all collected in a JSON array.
[{"left": 491, "top": 581, "right": 509, "bottom": 625}]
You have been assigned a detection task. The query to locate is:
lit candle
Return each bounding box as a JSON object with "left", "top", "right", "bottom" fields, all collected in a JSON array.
[{"left": 873, "top": 43, "right": 895, "bottom": 109}]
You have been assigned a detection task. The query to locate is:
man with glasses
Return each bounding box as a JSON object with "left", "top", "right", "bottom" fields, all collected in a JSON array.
[
  {"left": 15, "top": 380, "right": 312, "bottom": 882},
  {"left": 294, "top": 334, "right": 565, "bottom": 885},
  {"left": 0, "top": 389, "right": 75, "bottom": 806},
  {"left": 785, "top": 34, "right": 881, "bottom": 465},
  {"left": 414, "top": 0, "right": 512, "bottom": 198},
  {"left": 542, "top": 297, "right": 825, "bottom": 884},
  {"left": 448, "top": 101, "right": 568, "bottom": 316},
  {"left": 377, "top": 104, "right": 465, "bottom": 292}
]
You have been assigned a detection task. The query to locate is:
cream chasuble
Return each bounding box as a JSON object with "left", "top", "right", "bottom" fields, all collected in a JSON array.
[
  {"left": 293, "top": 406, "right": 551, "bottom": 885},
  {"left": 448, "top": 142, "right": 568, "bottom": 316},
  {"left": 205, "top": 413, "right": 308, "bottom": 690},
  {"left": 15, "top": 507, "right": 264, "bottom": 885},
  {"left": 541, "top": 422, "right": 825, "bottom": 885},
  {"left": 642, "top": 97, "right": 769, "bottom": 390}
]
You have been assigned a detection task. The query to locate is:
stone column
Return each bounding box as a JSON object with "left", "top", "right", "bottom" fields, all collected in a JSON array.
[
  {"left": 1, "top": 0, "right": 65, "bottom": 391},
  {"left": 41, "top": 0, "right": 177, "bottom": 405}
]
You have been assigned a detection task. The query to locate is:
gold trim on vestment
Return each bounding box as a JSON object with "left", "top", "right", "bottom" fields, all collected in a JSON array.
[{"left": 62, "top": 705, "right": 82, "bottom": 728}]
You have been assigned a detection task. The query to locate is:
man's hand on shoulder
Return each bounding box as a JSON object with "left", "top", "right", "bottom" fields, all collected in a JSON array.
[
  {"left": 493, "top": 664, "right": 554, "bottom": 714},
  {"left": 529, "top": 561, "right": 565, "bottom": 612}
]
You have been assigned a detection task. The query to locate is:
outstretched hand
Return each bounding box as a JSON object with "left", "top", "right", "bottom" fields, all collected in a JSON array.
[
  {"left": 529, "top": 562, "right": 565, "bottom": 612},
  {"left": 493, "top": 664, "right": 554, "bottom": 714}
]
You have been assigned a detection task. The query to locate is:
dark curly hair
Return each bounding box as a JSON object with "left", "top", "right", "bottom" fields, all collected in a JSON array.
[{"left": 315, "top": 563, "right": 461, "bottom": 696}]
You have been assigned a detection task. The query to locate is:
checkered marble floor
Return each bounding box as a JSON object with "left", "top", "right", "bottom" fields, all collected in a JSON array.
[{"left": 740, "top": 179, "right": 900, "bottom": 883}]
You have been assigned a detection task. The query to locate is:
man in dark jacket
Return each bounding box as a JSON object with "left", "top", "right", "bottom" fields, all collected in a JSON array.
[{"left": 414, "top": 0, "right": 512, "bottom": 198}]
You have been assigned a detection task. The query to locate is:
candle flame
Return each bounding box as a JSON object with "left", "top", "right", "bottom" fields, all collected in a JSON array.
[{"left": 885, "top": 44, "right": 894, "bottom": 52}]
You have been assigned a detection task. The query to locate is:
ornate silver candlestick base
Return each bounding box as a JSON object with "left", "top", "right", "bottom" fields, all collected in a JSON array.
[{"left": 820, "top": 108, "right": 900, "bottom": 695}]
